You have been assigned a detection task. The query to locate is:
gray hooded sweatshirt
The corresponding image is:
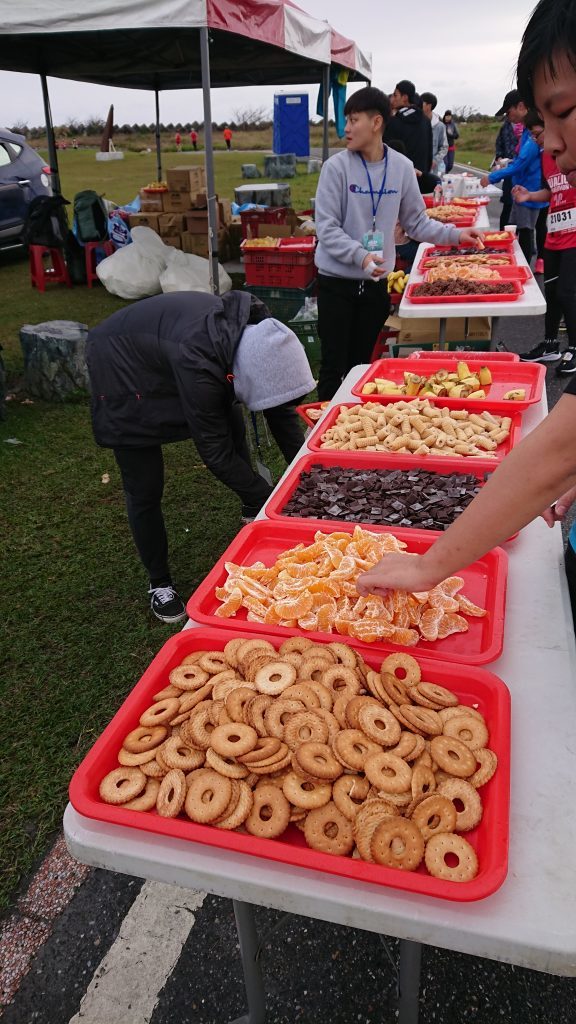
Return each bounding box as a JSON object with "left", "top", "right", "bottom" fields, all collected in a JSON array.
[{"left": 314, "top": 146, "right": 461, "bottom": 280}]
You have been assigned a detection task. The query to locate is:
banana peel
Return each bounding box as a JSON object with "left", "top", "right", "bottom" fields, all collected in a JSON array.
[{"left": 504, "top": 389, "right": 526, "bottom": 401}]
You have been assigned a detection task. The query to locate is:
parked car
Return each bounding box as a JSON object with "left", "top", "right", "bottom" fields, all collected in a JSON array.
[{"left": 0, "top": 128, "right": 52, "bottom": 248}]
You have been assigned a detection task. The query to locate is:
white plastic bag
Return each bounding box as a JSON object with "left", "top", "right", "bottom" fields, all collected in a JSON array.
[
  {"left": 96, "top": 226, "right": 168, "bottom": 299},
  {"left": 159, "top": 249, "right": 232, "bottom": 295}
]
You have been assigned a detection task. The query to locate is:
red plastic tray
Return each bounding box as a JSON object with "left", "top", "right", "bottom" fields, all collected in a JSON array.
[
  {"left": 306, "top": 400, "right": 522, "bottom": 466},
  {"left": 295, "top": 401, "right": 330, "bottom": 428},
  {"left": 186, "top": 519, "right": 507, "bottom": 666},
  {"left": 69, "top": 625, "right": 510, "bottom": 902},
  {"left": 351, "top": 357, "right": 544, "bottom": 413},
  {"left": 414, "top": 250, "right": 512, "bottom": 274},
  {"left": 407, "top": 350, "right": 520, "bottom": 362},
  {"left": 481, "top": 231, "right": 516, "bottom": 249},
  {"left": 264, "top": 451, "right": 518, "bottom": 541},
  {"left": 404, "top": 281, "right": 524, "bottom": 304}
]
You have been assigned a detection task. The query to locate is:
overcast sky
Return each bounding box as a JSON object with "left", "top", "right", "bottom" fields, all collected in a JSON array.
[{"left": 1, "top": 0, "right": 534, "bottom": 129}]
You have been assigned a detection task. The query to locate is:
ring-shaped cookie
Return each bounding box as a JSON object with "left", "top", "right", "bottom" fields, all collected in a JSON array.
[
  {"left": 210, "top": 722, "right": 258, "bottom": 758},
  {"left": 99, "top": 766, "right": 146, "bottom": 805},
  {"left": 364, "top": 751, "right": 413, "bottom": 794},
  {"left": 370, "top": 816, "right": 425, "bottom": 871},
  {"left": 424, "top": 832, "right": 479, "bottom": 881}
]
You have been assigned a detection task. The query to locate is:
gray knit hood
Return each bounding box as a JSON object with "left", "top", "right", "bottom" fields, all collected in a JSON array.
[{"left": 233, "top": 317, "right": 316, "bottom": 411}]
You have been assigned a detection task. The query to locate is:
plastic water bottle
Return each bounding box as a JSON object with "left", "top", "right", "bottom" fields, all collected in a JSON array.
[
  {"left": 433, "top": 184, "right": 443, "bottom": 206},
  {"left": 443, "top": 181, "right": 455, "bottom": 204}
]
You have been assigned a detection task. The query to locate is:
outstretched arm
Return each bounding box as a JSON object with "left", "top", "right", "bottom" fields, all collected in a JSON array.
[{"left": 357, "top": 393, "right": 576, "bottom": 595}]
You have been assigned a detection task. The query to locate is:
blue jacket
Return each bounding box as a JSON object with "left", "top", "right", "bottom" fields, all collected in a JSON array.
[{"left": 488, "top": 128, "right": 547, "bottom": 208}]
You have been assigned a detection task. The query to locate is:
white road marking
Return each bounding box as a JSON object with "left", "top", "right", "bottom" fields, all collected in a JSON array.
[{"left": 69, "top": 881, "right": 206, "bottom": 1024}]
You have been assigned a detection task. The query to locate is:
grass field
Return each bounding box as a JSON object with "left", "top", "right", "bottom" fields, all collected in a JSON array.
[{"left": 0, "top": 123, "right": 499, "bottom": 914}]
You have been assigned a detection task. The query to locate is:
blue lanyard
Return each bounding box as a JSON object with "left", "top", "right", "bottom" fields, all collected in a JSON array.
[{"left": 360, "top": 148, "right": 388, "bottom": 230}]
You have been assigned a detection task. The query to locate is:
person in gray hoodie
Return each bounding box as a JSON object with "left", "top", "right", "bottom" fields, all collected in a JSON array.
[
  {"left": 314, "top": 86, "right": 484, "bottom": 400},
  {"left": 86, "top": 291, "right": 314, "bottom": 621},
  {"left": 421, "top": 92, "right": 449, "bottom": 177}
]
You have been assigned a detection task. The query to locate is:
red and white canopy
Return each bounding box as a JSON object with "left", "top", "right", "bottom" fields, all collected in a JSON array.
[{"left": 0, "top": 0, "right": 371, "bottom": 87}]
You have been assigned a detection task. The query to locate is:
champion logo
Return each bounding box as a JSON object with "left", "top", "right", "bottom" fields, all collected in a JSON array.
[{"left": 349, "top": 183, "right": 398, "bottom": 196}]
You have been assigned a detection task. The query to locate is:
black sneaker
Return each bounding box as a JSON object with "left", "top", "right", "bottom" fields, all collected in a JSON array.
[
  {"left": 148, "top": 585, "right": 187, "bottom": 623},
  {"left": 558, "top": 348, "right": 576, "bottom": 375},
  {"left": 519, "top": 340, "right": 562, "bottom": 362}
]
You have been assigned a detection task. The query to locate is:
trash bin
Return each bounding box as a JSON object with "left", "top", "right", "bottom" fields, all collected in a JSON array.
[{"left": 20, "top": 320, "right": 90, "bottom": 401}]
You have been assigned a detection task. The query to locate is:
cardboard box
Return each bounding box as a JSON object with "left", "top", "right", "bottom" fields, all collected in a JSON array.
[
  {"left": 159, "top": 214, "right": 186, "bottom": 233},
  {"left": 166, "top": 166, "right": 206, "bottom": 193},
  {"left": 139, "top": 195, "right": 164, "bottom": 213},
  {"left": 253, "top": 210, "right": 312, "bottom": 240},
  {"left": 385, "top": 314, "right": 491, "bottom": 345},
  {"left": 184, "top": 202, "right": 230, "bottom": 232},
  {"left": 128, "top": 213, "right": 161, "bottom": 231},
  {"left": 181, "top": 228, "right": 229, "bottom": 261},
  {"left": 162, "top": 234, "right": 182, "bottom": 249},
  {"left": 227, "top": 222, "right": 243, "bottom": 261},
  {"left": 162, "top": 191, "right": 193, "bottom": 213}
]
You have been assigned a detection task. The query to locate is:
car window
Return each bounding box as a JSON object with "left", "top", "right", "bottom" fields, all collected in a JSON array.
[
  {"left": 6, "top": 142, "right": 23, "bottom": 159},
  {"left": 0, "top": 145, "right": 13, "bottom": 167}
]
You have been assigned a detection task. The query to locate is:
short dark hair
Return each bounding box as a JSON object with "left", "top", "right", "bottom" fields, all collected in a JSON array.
[
  {"left": 524, "top": 107, "right": 545, "bottom": 130},
  {"left": 395, "top": 79, "right": 416, "bottom": 104},
  {"left": 344, "top": 87, "right": 391, "bottom": 125},
  {"left": 444, "top": 110, "right": 452, "bottom": 118},
  {"left": 517, "top": 0, "right": 576, "bottom": 108},
  {"left": 420, "top": 92, "right": 438, "bottom": 109}
]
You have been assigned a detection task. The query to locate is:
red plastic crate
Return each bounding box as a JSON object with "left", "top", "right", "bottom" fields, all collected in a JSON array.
[
  {"left": 186, "top": 519, "right": 508, "bottom": 666},
  {"left": 242, "top": 238, "right": 317, "bottom": 288},
  {"left": 306, "top": 400, "right": 522, "bottom": 467},
  {"left": 351, "top": 357, "right": 544, "bottom": 413},
  {"left": 404, "top": 281, "right": 524, "bottom": 304},
  {"left": 69, "top": 625, "right": 511, "bottom": 902},
  {"left": 240, "top": 207, "right": 289, "bottom": 239},
  {"left": 481, "top": 231, "right": 516, "bottom": 249}
]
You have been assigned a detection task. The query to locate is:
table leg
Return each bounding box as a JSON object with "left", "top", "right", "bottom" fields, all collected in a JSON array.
[
  {"left": 229, "top": 900, "right": 267, "bottom": 1024},
  {"left": 439, "top": 318, "right": 447, "bottom": 348},
  {"left": 397, "top": 939, "right": 422, "bottom": 1024}
]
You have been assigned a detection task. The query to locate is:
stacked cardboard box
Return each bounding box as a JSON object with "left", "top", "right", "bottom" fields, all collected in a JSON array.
[{"left": 130, "top": 166, "right": 233, "bottom": 256}]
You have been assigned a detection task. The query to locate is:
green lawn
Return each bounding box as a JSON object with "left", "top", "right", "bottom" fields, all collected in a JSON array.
[{"left": 0, "top": 147, "right": 318, "bottom": 914}]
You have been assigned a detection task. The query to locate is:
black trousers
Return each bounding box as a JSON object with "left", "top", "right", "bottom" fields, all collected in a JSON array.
[
  {"left": 317, "top": 273, "right": 391, "bottom": 401},
  {"left": 113, "top": 401, "right": 305, "bottom": 585},
  {"left": 536, "top": 207, "right": 548, "bottom": 260},
  {"left": 544, "top": 246, "right": 576, "bottom": 348}
]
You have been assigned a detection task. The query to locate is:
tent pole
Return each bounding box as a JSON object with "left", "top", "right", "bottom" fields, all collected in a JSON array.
[
  {"left": 322, "top": 64, "right": 330, "bottom": 163},
  {"left": 40, "top": 72, "right": 61, "bottom": 194},
  {"left": 154, "top": 88, "right": 163, "bottom": 183},
  {"left": 199, "top": 25, "right": 220, "bottom": 296}
]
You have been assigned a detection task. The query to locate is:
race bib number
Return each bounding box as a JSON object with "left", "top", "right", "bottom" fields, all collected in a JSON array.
[{"left": 547, "top": 207, "right": 576, "bottom": 233}]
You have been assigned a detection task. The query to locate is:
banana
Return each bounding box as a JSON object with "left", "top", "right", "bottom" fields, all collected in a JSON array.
[{"left": 504, "top": 389, "right": 526, "bottom": 401}]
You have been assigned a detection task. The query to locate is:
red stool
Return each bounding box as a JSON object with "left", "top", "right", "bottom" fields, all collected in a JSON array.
[
  {"left": 371, "top": 329, "right": 399, "bottom": 362},
  {"left": 84, "top": 240, "right": 115, "bottom": 287},
  {"left": 29, "top": 245, "right": 72, "bottom": 292}
]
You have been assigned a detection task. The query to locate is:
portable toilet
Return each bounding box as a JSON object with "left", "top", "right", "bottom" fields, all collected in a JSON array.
[{"left": 273, "top": 93, "right": 310, "bottom": 157}]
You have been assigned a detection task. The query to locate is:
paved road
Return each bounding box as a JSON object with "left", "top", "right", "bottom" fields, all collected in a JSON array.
[{"left": 3, "top": 192, "right": 576, "bottom": 1024}]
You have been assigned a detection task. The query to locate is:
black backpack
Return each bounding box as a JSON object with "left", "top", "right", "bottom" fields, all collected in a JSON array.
[
  {"left": 22, "top": 194, "right": 70, "bottom": 248},
  {"left": 73, "top": 190, "right": 108, "bottom": 244},
  {"left": 64, "top": 230, "right": 87, "bottom": 284}
]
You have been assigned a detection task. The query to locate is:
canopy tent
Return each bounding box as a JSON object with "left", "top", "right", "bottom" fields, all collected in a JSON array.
[{"left": 0, "top": 0, "right": 371, "bottom": 290}]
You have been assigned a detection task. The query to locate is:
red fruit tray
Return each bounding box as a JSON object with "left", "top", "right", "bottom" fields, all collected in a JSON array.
[
  {"left": 295, "top": 401, "right": 330, "bottom": 428},
  {"left": 407, "top": 350, "right": 520, "bottom": 362},
  {"left": 306, "top": 401, "right": 522, "bottom": 465},
  {"left": 405, "top": 281, "right": 524, "bottom": 304},
  {"left": 186, "top": 519, "right": 507, "bottom": 666},
  {"left": 351, "top": 357, "right": 544, "bottom": 413},
  {"left": 69, "top": 625, "right": 510, "bottom": 902}
]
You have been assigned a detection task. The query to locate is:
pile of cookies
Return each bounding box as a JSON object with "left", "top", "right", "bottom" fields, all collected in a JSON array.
[{"left": 99, "top": 638, "right": 497, "bottom": 883}]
